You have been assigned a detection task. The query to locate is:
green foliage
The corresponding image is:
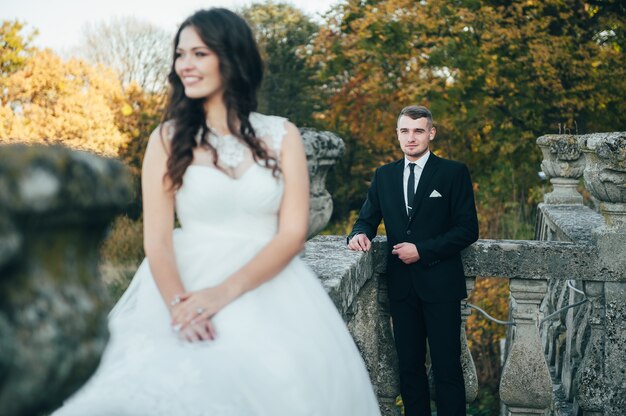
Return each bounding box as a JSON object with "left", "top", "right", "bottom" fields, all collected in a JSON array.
[
  {"left": 240, "top": 2, "right": 323, "bottom": 127},
  {"left": 320, "top": 210, "right": 360, "bottom": 235},
  {"left": 467, "top": 385, "right": 500, "bottom": 415}
]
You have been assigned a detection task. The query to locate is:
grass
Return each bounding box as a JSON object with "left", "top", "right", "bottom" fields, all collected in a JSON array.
[{"left": 99, "top": 215, "right": 144, "bottom": 301}]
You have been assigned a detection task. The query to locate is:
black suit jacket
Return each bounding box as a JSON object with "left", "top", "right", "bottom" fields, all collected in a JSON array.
[{"left": 349, "top": 153, "right": 479, "bottom": 302}]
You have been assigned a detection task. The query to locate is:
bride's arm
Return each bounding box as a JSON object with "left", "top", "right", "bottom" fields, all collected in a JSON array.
[
  {"left": 171, "top": 121, "right": 309, "bottom": 328},
  {"left": 142, "top": 126, "right": 186, "bottom": 311}
]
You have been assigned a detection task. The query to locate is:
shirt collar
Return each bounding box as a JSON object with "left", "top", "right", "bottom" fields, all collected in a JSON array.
[{"left": 404, "top": 151, "right": 430, "bottom": 170}]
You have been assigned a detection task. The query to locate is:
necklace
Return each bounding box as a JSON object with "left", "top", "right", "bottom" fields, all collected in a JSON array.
[{"left": 196, "top": 127, "right": 246, "bottom": 169}]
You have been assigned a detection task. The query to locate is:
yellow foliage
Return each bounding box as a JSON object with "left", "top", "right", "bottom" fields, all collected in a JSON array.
[
  {"left": 121, "top": 103, "right": 133, "bottom": 116},
  {"left": 467, "top": 277, "right": 509, "bottom": 386},
  {"left": 0, "top": 49, "right": 128, "bottom": 156}
]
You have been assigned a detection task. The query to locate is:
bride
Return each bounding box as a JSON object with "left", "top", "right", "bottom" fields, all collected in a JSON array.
[{"left": 53, "top": 7, "right": 381, "bottom": 416}]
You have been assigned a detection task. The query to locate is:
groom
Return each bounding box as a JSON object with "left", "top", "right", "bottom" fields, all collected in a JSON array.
[{"left": 347, "top": 105, "right": 478, "bottom": 416}]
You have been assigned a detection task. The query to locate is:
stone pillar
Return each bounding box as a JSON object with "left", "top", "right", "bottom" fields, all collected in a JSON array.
[
  {"left": 462, "top": 277, "right": 479, "bottom": 403},
  {"left": 301, "top": 128, "right": 345, "bottom": 238},
  {"left": 0, "top": 144, "right": 132, "bottom": 416},
  {"left": 500, "top": 279, "right": 552, "bottom": 415},
  {"left": 573, "top": 281, "right": 606, "bottom": 416},
  {"left": 580, "top": 132, "right": 626, "bottom": 416},
  {"left": 536, "top": 134, "right": 585, "bottom": 205}
]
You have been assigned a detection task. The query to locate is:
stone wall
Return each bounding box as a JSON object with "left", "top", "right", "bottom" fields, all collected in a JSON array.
[{"left": 0, "top": 144, "right": 133, "bottom": 416}]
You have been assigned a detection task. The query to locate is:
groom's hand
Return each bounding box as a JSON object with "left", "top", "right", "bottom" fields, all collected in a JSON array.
[
  {"left": 348, "top": 233, "right": 372, "bottom": 251},
  {"left": 392, "top": 242, "right": 420, "bottom": 264}
]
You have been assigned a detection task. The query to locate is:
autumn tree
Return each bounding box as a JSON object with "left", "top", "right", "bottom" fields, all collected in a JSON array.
[
  {"left": 77, "top": 17, "right": 172, "bottom": 92},
  {"left": 309, "top": 0, "right": 626, "bottom": 234},
  {"left": 73, "top": 16, "right": 171, "bottom": 211},
  {"left": 240, "top": 2, "right": 322, "bottom": 127},
  {"left": 1, "top": 20, "right": 37, "bottom": 77},
  {"left": 0, "top": 46, "right": 128, "bottom": 155}
]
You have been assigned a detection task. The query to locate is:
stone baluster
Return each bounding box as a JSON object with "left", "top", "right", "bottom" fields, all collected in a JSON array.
[
  {"left": 536, "top": 134, "right": 585, "bottom": 205},
  {"left": 580, "top": 132, "right": 626, "bottom": 415},
  {"left": 300, "top": 128, "right": 345, "bottom": 239},
  {"left": 461, "top": 277, "right": 479, "bottom": 403},
  {"left": 0, "top": 144, "right": 132, "bottom": 416},
  {"left": 573, "top": 281, "right": 605, "bottom": 416},
  {"left": 536, "top": 133, "right": 587, "bottom": 404},
  {"left": 500, "top": 279, "right": 552, "bottom": 415}
]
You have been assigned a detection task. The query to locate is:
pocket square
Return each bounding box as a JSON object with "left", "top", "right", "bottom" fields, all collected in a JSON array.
[{"left": 429, "top": 190, "right": 442, "bottom": 198}]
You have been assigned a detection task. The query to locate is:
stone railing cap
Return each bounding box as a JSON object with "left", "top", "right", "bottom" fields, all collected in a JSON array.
[{"left": 0, "top": 144, "right": 133, "bottom": 217}]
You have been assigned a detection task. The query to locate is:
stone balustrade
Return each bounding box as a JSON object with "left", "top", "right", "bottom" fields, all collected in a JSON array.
[
  {"left": 300, "top": 132, "right": 625, "bottom": 415},
  {"left": 302, "top": 230, "right": 625, "bottom": 415},
  {"left": 537, "top": 132, "right": 626, "bottom": 416},
  {"left": 1, "top": 129, "right": 624, "bottom": 416}
]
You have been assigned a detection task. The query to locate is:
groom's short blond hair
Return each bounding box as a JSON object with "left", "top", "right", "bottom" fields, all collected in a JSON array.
[{"left": 398, "top": 106, "right": 433, "bottom": 128}]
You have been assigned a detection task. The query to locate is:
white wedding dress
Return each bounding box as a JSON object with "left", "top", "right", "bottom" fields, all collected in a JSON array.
[{"left": 53, "top": 113, "right": 381, "bottom": 416}]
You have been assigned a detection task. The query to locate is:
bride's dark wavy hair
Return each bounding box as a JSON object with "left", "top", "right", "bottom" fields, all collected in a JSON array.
[{"left": 162, "top": 8, "right": 279, "bottom": 189}]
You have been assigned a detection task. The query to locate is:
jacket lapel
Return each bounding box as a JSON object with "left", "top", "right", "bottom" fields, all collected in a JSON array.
[
  {"left": 407, "top": 154, "right": 440, "bottom": 226},
  {"left": 390, "top": 159, "right": 408, "bottom": 222}
]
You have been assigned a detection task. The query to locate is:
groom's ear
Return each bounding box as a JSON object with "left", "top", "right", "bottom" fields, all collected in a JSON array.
[{"left": 429, "top": 126, "right": 436, "bottom": 141}]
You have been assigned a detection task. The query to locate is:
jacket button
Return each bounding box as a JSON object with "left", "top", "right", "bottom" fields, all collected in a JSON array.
[{"left": 406, "top": 230, "right": 412, "bottom": 235}]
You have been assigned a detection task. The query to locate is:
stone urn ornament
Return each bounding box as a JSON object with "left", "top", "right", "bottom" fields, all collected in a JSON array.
[
  {"left": 536, "top": 134, "right": 585, "bottom": 204},
  {"left": 300, "top": 128, "right": 344, "bottom": 238},
  {"left": 580, "top": 132, "right": 626, "bottom": 228}
]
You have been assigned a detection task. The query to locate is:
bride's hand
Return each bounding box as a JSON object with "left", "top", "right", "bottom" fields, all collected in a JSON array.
[
  {"left": 171, "top": 285, "right": 232, "bottom": 331},
  {"left": 178, "top": 317, "right": 217, "bottom": 342}
]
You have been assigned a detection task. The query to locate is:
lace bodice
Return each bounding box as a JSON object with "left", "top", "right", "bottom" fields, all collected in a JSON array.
[{"left": 174, "top": 113, "right": 287, "bottom": 240}]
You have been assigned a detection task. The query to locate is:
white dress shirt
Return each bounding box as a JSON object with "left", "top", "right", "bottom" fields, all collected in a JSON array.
[{"left": 403, "top": 151, "right": 430, "bottom": 212}]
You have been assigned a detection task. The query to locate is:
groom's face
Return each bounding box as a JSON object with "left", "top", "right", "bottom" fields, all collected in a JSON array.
[{"left": 396, "top": 116, "right": 436, "bottom": 162}]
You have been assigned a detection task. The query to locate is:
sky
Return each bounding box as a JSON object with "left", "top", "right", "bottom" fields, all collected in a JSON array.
[{"left": 1, "top": 0, "right": 342, "bottom": 54}]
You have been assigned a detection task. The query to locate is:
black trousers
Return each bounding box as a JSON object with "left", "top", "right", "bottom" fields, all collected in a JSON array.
[{"left": 389, "top": 287, "right": 465, "bottom": 416}]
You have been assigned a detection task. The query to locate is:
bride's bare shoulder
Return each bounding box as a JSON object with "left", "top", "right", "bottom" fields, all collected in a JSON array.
[{"left": 143, "top": 122, "right": 174, "bottom": 167}]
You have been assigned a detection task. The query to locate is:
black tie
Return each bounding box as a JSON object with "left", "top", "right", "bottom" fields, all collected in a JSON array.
[{"left": 407, "top": 163, "right": 416, "bottom": 215}]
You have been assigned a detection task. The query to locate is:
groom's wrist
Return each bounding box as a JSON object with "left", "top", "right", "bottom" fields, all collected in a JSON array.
[{"left": 346, "top": 232, "right": 363, "bottom": 245}]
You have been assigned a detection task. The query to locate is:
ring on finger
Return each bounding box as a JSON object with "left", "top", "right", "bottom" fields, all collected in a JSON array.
[{"left": 196, "top": 307, "right": 205, "bottom": 315}]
